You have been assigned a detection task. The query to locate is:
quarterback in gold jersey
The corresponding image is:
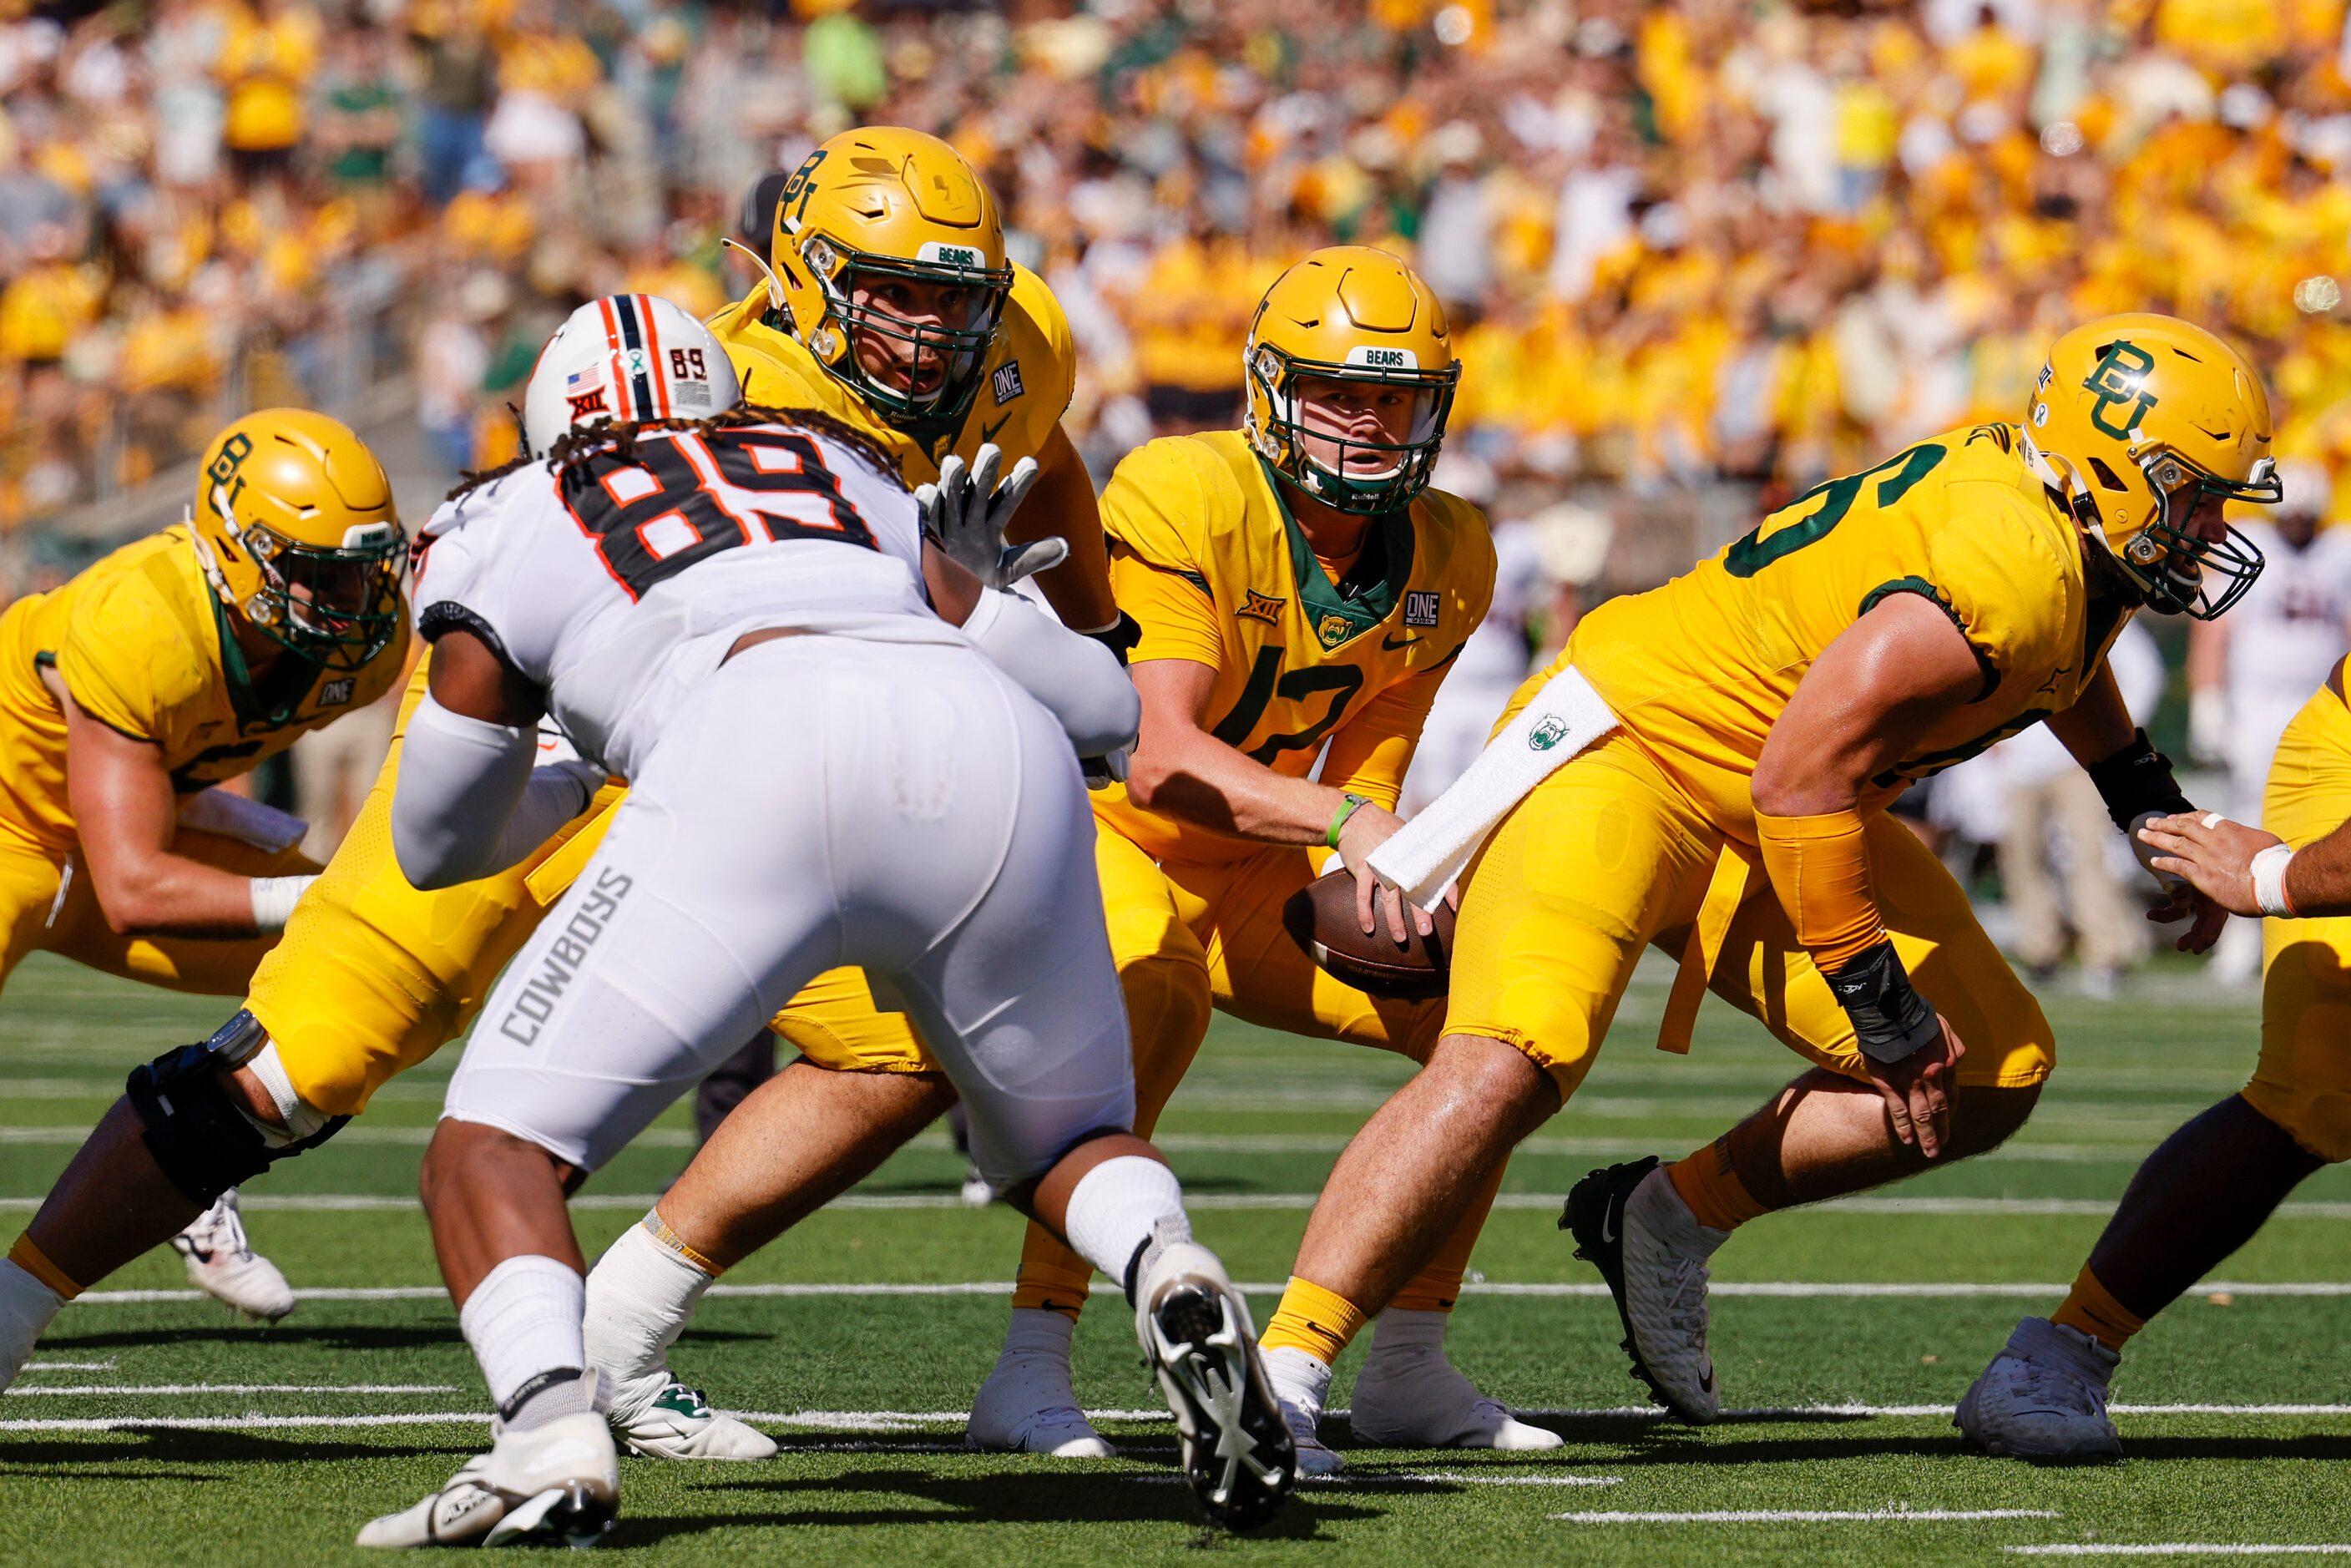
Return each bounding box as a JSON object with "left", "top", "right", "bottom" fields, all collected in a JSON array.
[
  {"left": 1250, "top": 314, "right": 2275, "bottom": 1447},
  {"left": 579, "top": 246, "right": 1534, "bottom": 1469},
  {"left": 0, "top": 130, "right": 1118, "bottom": 1456},
  {"left": 0, "top": 407, "right": 408, "bottom": 1324}
]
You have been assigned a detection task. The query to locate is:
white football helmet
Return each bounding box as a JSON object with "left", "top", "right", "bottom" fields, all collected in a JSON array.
[{"left": 522, "top": 294, "right": 742, "bottom": 459}]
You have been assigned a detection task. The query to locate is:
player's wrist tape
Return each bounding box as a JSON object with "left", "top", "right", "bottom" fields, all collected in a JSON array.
[
  {"left": 1328, "top": 792, "right": 1372, "bottom": 850},
  {"left": 1825, "top": 939, "right": 1943, "bottom": 1064},
  {"left": 249, "top": 875, "right": 316, "bottom": 933},
  {"left": 2251, "top": 844, "right": 2299, "bottom": 918},
  {"left": 2086, "top": 729, "right": 2192, "bottom": 834}
]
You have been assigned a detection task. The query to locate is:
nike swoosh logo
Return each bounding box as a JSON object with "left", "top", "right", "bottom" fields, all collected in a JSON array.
[
  {"left": 1599, "top": 1207, "right": 1619, "bottom": 1246},
  {"left": 1700, "top": 1363, "right": 1716, "bottom": 1393},
  {"left": 978, "top": 413, "right": 1012, "bottom": 446},
  {"left": 1382, "top": 632, "right": 1423, "bottom": 650}
]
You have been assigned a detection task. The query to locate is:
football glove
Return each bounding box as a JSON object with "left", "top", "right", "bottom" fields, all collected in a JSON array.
[{"left": 918, "top": 444, "right": 1064, "bottom": 590}]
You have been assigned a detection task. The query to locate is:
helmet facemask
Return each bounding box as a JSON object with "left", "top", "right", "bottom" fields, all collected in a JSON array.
[
  {"left": 2106, "top": 449, "right": 2277, "bottom": 620},
  {"left": 798, "top": 236, "right": 1011, "bottom": 425},
  {"left": 210, "top": 488, "right": 408, "bottom": 671},
  {"left": 1248, "top": 344, "right": 1459, "bottom": 516}
]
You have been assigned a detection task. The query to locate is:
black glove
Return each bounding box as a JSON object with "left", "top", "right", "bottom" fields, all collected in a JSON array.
[
  {"left": 2084, "top": 728, "right": 2193, "bottom": 834},
  {"left": 1081, "top": 610, "right": 1143, "bottom": 665}
]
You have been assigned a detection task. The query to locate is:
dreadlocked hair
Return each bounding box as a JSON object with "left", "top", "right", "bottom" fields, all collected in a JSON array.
[
  {"left": 546, "top": 404, "right": 912, "bottom": 493},
  {"left": 446, "top": 453, "right": 536, "bottom": 502}
]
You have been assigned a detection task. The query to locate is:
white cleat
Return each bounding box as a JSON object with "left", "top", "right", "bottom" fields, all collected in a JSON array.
[
  {"left": 1565, "top": 1157, "right": 1724, "bottom": 1424},
  {"left": 1278, "top": 1394, "right": 1345, "bottom": 1477},
  {"left": 1135, "top": 1236, "right": 1297, "bottom": 1528},
  {"left": 356, "top": 1407, "right": 619, "bottom": 1548},
  {"left": 1957, "top": 1317, "right": 2124, "bottom": 1463},
  {"left": 607, "top": 1370, "right": 776, "bottom": 1460},
  {"left": 967, "top": 1312, "right": 1117, "bottom": 1458},
  {"left": 1350, "top": 1343, "right": 1562, "bottom": 1452},
  {"left": 172, "top": 1188, "right": 295, "bottom": 1324}
]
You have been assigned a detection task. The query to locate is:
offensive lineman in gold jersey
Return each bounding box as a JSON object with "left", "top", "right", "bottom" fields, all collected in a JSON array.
[
  {"left": 0, "top": 408, "right": 408, "bottom": 1325},
  {"left": 576, "top": 247, "right": 1548, "bottom": 1468},
  {"left": 0, "top": 130, "right": 1121, "bottom": 1456},
  {"left": 1246, "top": 315, "right": 2273, "bottom": 1457}
]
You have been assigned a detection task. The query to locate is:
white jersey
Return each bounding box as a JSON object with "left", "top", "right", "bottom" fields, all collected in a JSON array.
[
  {"left": 2225, "top": 521, "right": 2351, "bottom": 712},
  {"left": 412, "top": 420, "right": 947, "bottom": 777}
]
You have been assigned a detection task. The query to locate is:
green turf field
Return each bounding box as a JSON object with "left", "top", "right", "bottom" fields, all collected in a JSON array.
[{"left": 0, "top": 950, "right": 2344, "bottom": 1565}]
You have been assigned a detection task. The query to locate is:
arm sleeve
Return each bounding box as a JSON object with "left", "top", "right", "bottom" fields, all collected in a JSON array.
[
  {"left": 391, "top": 693, "right": 602, "bottom": 890},
  {"left": 1319, "top": 663, "right": 1449, "bottom": 810},
  {"left": 1752, "top": 805, "right": 1886, "bottom": 975},
  {"left": 959, "top": 588, "right": 1140, "bottom": 758}
]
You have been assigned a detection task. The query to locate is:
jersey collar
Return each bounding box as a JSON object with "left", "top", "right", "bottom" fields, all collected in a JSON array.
[{"left": 1258, "top": 456, "right": 1417, "bottom": 651}]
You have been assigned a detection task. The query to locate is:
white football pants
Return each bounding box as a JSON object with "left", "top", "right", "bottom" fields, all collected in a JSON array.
[{"left": 442, "top": 635, "right": 1136, "bottom": 1187}]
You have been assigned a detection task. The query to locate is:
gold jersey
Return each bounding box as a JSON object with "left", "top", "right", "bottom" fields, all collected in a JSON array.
[
  {"left": 708, "top": 260, "right": 1076, "bottom": 483},
  {"left": 0, "top": 526, "right": 407, "bottom": 849},
  {"left": 1093, "top": 430, "right": 1495, "bottom": 864},
  {"left": 1547, "top": 422, "right": 2126, "bottom": 835}
]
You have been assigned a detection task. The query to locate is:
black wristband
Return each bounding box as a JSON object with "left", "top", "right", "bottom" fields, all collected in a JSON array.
[
  {"left": 1082, "top": 610, "right": 1143, "bottom": 665},
  {"left": 1825, "top": 940, "right": 1942, "bottom": 1065},
  {"left": 2084, "top": 727, "right": 2192, "bottom": 833}
]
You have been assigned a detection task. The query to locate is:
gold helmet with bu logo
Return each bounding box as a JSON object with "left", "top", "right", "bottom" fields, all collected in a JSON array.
[
  {"left": 1243, "top": 246, "right": 1460, "bottom": 516},
  {"left": 764, "top": 126, "right": 1014, "bottom": 426},
  {"left": 2026, "top": 312, "right": 2278, "bottom": 619},
  {"left": 188, "top": 409, "right": 407, "bottom": 671}
]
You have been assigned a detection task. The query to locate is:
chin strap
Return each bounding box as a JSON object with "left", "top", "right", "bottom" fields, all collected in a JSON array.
[{"left": 720, "top": 236, "right": 787, "bottom": 315}]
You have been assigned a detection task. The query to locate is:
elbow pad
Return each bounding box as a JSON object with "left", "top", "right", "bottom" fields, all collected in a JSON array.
[
  {"left": 392, "top": 695, "right": 538, "bottom": 890},
  {"left": 963, "top": 589, "right": 1141, "bottom": 758}
]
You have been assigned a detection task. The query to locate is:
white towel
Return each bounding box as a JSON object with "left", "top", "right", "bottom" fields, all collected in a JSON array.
[
  {"left": 1368, "top": 665, "right": 1619, "bottom": 912},
  {"left": 177, "top": 787, "right": 309, "bottom": 854}
]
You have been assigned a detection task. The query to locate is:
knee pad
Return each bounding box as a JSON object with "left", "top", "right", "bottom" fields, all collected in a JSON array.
[{"left": 126, "top": 1011, "right": 351, "bottom": 1207}]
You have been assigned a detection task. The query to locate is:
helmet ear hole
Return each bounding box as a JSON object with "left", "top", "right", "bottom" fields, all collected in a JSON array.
[{"left": 2087, "top": 457, "right": 2131, "bottom": 492}]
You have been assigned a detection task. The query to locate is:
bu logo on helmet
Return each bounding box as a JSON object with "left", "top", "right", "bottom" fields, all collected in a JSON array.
[{"left": 2084, "top": 340, "right": 2159, "bottom": 440}]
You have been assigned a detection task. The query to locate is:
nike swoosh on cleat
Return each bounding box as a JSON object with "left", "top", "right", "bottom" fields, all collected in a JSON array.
[{"left": 1598, "top": 1208, "right": 1619, "bottom": 1246}]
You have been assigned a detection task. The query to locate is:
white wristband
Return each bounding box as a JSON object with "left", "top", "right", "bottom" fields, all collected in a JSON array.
[
  {"left": 2250, "top": 844, "right": 2298, "bottom": 918},
  {"left": 250, "top": 875, "right": 317, "bottom": 933}
]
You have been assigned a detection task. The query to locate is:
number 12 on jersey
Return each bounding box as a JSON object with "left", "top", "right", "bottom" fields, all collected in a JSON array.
[{"left": 561, "top": 427, "right": 877, "bottom": 599}]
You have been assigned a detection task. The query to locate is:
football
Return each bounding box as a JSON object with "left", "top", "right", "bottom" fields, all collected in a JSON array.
[{"left": 1282, "top": 869, "right": 1456, "bottom": 1001}]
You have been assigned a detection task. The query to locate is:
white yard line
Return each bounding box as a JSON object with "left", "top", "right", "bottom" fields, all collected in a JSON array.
[
  {"left": 1558, "top": 1508, "right": 2061, "bottom": 1525},
  {"left": 18, "top": 1360, "right": 112, "bottom": 1371},
  {"left": 1135, "top": 1471, "right": 1621, "bottom": 1487},
  {"left": 4, "top": 1383, "right": 454, "bottom": 1397},
  {"left": 2005, "top": 1549, "right": 2351, "bottom": 1558}
]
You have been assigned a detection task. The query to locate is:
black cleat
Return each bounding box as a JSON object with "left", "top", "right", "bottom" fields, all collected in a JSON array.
[{"left": 1562, "top": 1156, "right": 1682, "bottom": 1417}]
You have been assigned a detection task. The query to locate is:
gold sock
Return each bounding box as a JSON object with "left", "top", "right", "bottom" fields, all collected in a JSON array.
[
  {"left": 1261, "top": 1277, "right": 1368, "bottom": 1364},
  {"left": 1009, "top": 1237, "right": 1093, "bottom": 1320},
  {"left": 2052, "top": 1265, "right": 2146, "bottom": 1350},
  {"left": 7, "top": 1233, "right": 83, "bottom": 1301},
  {"left": 1390, "top": 1161, "right": 1506, "bottom": 1313},
  {"left": 640, "top": 1209, "right": 722, "bottom": 1277},
  {"left": 1666, "top": 1139, "right": 1769, "bottom": 1232}
]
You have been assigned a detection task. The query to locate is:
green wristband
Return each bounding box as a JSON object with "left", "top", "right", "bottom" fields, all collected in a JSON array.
[{"left": 1328, "top": 792, "right": 1373, "bottom": 850}]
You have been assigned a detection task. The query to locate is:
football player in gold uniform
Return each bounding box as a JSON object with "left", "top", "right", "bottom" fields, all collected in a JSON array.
[
  {"left": 0, "top": 407, "right": 408, "bottom": 1330},
  {"left": 1246, "top": 315, "right": 2273, "bottom": 1461},
  {"left": 1960, "top": 627, "right": 2351, "bottom": 1458},
  {"left": 579, "top": 247, "right": 1548, "bottom": 1465},
  {"left": 0, "top": 131, "right": 1117, "bottom": 1454}
]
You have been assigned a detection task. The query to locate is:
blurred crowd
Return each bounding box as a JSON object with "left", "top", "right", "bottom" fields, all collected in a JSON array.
[{"left": 8, "top": 0, "right": 2351, "bottom": 531}]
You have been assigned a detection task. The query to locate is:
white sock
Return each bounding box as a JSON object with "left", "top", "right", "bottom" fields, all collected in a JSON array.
[
  {"left": 583, "top": 1215, "right": 717, "bottom": 1383},
  {"left": 1362, "top": 1307, "right": 1448, "bottom": 1371},
  {"left": 997, "top": 1305, "right": 1077, "bottom": 1365},
  {"left": 1060, "top": 1156, "right": 1189, "bottom": 1296},
  {"left": 1263, "top": 1343, "right": 1335, "bottom": 1419},
  {"left": 0, "top": 1258, "right": 66, "bottom": 1391},
  {"left": 459, "top": 1254, "right": 586, "bottom": 1417}
]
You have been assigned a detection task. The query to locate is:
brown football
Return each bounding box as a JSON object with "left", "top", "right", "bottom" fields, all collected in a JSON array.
[{"left": 1281, "top": 871, "right": 1455, "bottom": 1001}]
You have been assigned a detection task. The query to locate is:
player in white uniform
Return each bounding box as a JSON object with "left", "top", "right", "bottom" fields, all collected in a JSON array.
[
  {"left": 356, "top": 299, "right": 1293, "bottom": 1546},
  {"left": 2190, "top": 461, "right": 2351, "bottom": 980}
]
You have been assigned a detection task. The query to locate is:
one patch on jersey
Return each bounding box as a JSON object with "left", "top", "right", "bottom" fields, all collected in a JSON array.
[
  {"left": 317, "top": 678, "right": 356, "bottom": 709},
  {"left": 1238, "top": 590, "right": 1286, "bottom": 625},
  {"left": 992, "top": 361, "right": 1025, "bottom": 405},
  {"left": 1403, "top": 590, "right": 1442, "bottom": 627}
]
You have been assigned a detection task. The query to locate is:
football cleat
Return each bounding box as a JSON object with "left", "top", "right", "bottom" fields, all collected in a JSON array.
[
  {"left": 1135, "top": 1238, "right": 1296, "bottom": 1528},
  {"left": 967, "top": 1335, "right": 1118, "bottom": 1459},
  {"left": 173, "top": 1188, "right": 296, "bottom": 1324},
  {"left": 1564, "top": 1157, "right": 1723, "bottom": 1424},
  {"left": 1350, "top": 1343, "right": 1562, "bottom": 1452},
  {"left": 1956, "top": 1317, "right": 2124, "bottom": 1463},
  {"left": 1260, "top": 1345, "right": 1343, "bottom": 1476},
  {"left": 356, "top": 1402, "right": 619, "bottom": 1548},
  {"left": 607, "top": 1370, "right": 776, "bottom": 1461}
]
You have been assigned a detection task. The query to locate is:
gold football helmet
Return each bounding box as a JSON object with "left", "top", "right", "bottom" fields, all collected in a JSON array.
[
  {"left": 1244, "top": 246, "right": 1460, "bottom": 515},
  {"left": 189, "top": 409, "right": 407, "bottom": 670},
  {"left": 2027, "top": 312, "right": 2278, "bottom": 619},
  {"left": 766, "top": 126, "right": 1014, "bottom": 425}
]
